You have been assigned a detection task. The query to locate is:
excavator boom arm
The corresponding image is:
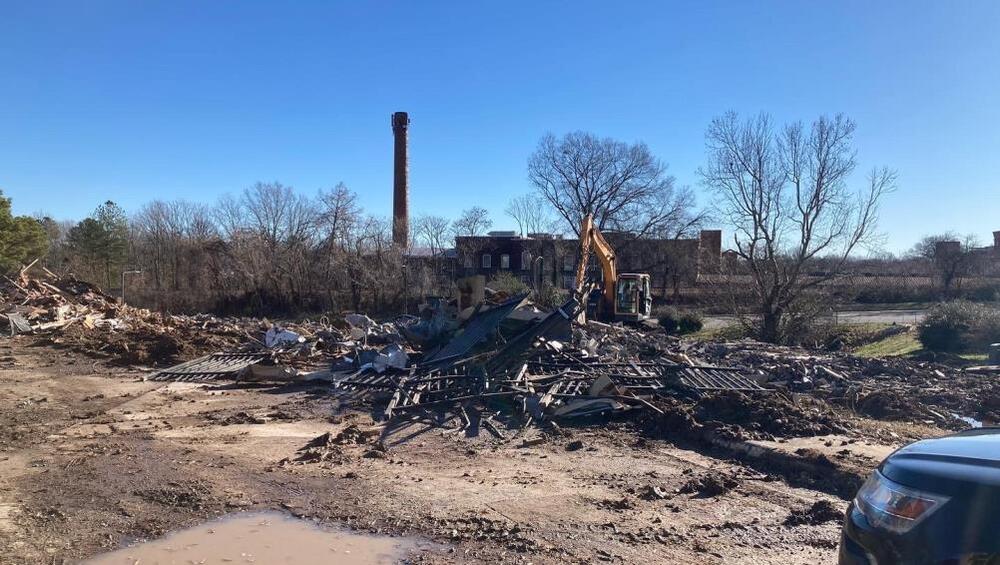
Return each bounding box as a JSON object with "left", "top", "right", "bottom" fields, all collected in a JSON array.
[{"left": 574, "top": 214, "right": 618, "bottom": 313}]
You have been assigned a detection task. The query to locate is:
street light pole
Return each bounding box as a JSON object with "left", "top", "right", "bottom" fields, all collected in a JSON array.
[{"left": 121, "top": 270, "right": 142, "bottom": 305}]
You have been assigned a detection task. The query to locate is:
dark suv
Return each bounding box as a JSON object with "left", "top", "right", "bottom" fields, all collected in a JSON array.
[{"left": 840, "top": 428, "right": 1000, "bottom": 564}]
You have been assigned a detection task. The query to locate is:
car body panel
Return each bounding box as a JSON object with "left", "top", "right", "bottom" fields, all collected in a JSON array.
[{"left": 840, "top": 428, "right": 1000, "bottom": 564}]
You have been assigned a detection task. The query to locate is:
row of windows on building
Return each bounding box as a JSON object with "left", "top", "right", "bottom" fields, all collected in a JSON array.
[{"left": 463, "top": 251, "right": 577, "bottom": 272}]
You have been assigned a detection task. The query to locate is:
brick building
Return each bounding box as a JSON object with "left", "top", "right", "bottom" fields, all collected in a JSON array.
[
  {"left": 934, "top": 230, "right": 1000, "bottom": 276},
  {"left": 453, "top": 230, "right": 722, "bottom": 295},
  {"left": 972, "top": 231, "right": 1000, "bottom": 275}
]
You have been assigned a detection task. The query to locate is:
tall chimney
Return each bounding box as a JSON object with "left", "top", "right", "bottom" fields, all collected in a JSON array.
[{"left": 391, "top": 112, "right": 410, "bottom": 248}]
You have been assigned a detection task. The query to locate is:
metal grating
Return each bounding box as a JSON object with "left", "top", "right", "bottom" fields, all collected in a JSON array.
[
  {"left": 676, "top": 366, "right": 765, "bottom": 392},
  {"left": 148, "top": 352, "right": 270, "bottom": 381},
  {"left": 525, "top": 359, "right": 767, "bottom": 394}
]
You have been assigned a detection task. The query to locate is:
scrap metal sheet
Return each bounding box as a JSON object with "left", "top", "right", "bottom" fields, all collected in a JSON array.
[{"left": 420, "top": 294, "right": 528, "bottom": 367}]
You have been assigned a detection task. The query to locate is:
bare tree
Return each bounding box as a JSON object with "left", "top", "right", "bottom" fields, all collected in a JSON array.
[
  {"left": 212, "top": 182, "right": 319, "bottom": 307},
  {"left": 50, "top": 180, "right": 455, "bottom": 317},
  {"left": 528, "top": 131, "right": 695, "bottom": 237},
  {"left": 646, "top": 185, "right": 707, "bottom": 239},
  {"left": 130, "top": 199, "right": 219, "bottom": 310},
  {"left": 910, "top": 232, "right": 980, "bottom": 295},
  {"left": 700, "top": 112, "right": 896, "bottom": 342},
  {"left": 505, "top": 193, "right": 557, "bottom": 236},
  {"left": 452, "top": 206, "right": 493, "bottom": 237},
  {"left": 413, "top": 214, "right": 451, "bottom": 255},
  {"left": 317, "top": 182, "right": 361, "bottom": 246}
]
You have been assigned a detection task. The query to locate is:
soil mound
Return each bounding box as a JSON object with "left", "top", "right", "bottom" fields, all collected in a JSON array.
[
  {"left": 783, "top": 499, "right": 845, "bottom": 526},
  {"left": 677, "top": 473, "right": 738, "bottom": 497},
  {"left": 694, "top": 391, "right": 848, "bottom": 440}
]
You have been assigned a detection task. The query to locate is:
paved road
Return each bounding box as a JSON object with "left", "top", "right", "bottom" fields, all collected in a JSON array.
[
  {"left": 703, "top": 308, "right": 928, "bottom": 330},
  {"left": 832, "top": 308, "right": 927, "bottom": 325}
]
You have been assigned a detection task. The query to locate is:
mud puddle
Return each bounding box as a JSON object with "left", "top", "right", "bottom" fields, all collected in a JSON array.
[{"left": 84, "top": 511, "right": 420, "bottom": 564}]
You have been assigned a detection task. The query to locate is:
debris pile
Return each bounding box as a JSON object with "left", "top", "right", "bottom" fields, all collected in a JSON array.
[
  {"left": 328, "top": 295, "right": 772, "bottom": 440},
  {"left": 133, "top": 282, "right": 995, "bottom": 445},
  {"left": 10, "top": 262, "right": 993, "bottom": 445},
  {"left": 0, "top": 265, "right": 253, "bottom": 364},
  {"left": 689, "top": 340, "right": 996, "bottom": 426},
  {"left": 0, "top": 264, "right": 388, "bottom": 367}
]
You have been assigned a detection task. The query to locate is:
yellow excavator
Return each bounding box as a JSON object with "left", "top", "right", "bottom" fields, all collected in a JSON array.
[{"left": 574, "top": 213, "right": 652, "bottom": 323}]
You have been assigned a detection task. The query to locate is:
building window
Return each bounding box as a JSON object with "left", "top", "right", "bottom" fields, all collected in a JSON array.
[
  {"left": 563, "top": 255, "right": 574, "bottom": 271},
  {"left": 500, "top": 254, "right": 510, "bottom": 270},
  {"left": 464, "top": 255, "right": 474, "bottom": 269},
  {"left": 482, "top": 254, "right": 492, "bottom": 269},
  {"left": 521, "top": 251, "right": 532, "bottom": 270},
  {"left": 562, "top": 274, "right": 576, "bottom": 289}
]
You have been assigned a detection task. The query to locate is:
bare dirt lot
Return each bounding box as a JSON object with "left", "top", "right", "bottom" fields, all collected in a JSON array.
[{"left": 0, "top": 337, "right": 957, "bottom": 564}]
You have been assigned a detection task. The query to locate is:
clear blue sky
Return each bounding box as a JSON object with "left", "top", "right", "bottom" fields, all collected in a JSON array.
[{"left": 2, "top": 0, "right": 999, "bottom": 252}]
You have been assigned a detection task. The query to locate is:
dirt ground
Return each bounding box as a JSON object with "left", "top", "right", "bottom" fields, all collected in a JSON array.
[{"left": 0, "top": 337, "right": 950, "bottom": 564}]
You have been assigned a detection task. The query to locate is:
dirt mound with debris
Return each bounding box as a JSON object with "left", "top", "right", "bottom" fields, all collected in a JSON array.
[
  {"left": 0, "top": 267, "right": 307, "bottom": 366},
  {"left": 642, "top": 391, "right": 852, "bottom": 443},
  {"left": 783, "top": 499, "right": 845, "bottom": 526},
  {"left": 688, "top": 339, "right": 999, "bottom": 429},
  {"left": 310, "top": 424, "right": 380, "bottom": 446},
  {"left": 677, "top": 472, "right": 739, "bottom": 497},
  {"left": 693, "top": 391, "right": 849, "bottom": 440},
  {"left": 290, "top": 425, "right": 382, "bottom": 464},
  {"left": 856, "top": 390, "right": 927, "bottom": 421}
]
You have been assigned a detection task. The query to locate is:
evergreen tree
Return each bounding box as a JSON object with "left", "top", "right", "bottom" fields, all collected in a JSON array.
[
  {"left": 68, "top": 201, "right": 129, "bottom": 287},
  {"left": 0, "top": 191, "right": 49, "bottom": 273}
]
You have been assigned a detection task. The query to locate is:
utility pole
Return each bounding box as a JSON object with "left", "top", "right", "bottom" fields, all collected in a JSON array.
[
  {"left": 121, "top": 270, "right": 142, "bottom": 305},
  {"left": 401, "top": 264, "right": 408, "bottom": 315}
]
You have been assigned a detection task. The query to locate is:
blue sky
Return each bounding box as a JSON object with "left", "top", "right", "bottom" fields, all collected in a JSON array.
[{"left": 1, "top": 0, "right": 998, "bottom": 252}]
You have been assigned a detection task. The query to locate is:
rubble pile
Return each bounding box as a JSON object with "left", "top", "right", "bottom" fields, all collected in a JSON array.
[
  {"left": 7, "top": 264, "right": 994, "bottom": 444},
  {"left": 689, "top": 340, "right": 998, "bottom": 426},
  {"left": 0, "top": 266, "right": 365, "bottom": 367},
  {"left": 329, "top": 295, "right": 776, "bottom": 440},
  {"left": 570, "top": 320, "right": 683, "bottom": 361}
]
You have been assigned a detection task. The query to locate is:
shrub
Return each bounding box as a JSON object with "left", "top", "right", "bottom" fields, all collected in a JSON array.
[
  {"left": 968, "top": 285, "right": 1000, "bottom": 303},
  {"left": 656, "top": 307, "right": 703, "bottom": 334},
  {"left": 852, "top": 286, "right": 939, "bottom": 304},
  {"left": 533, "top": 283, "right": 567, "bottom": 310},
  {"left": 657, "top": 307, "right": 680, "bottom": 333},
  {"left": 918, "top": 301, "right": 1000, "bottom": 352},
  {"left": 488, "top": 271, "right": 529, "bottom": 297},
  {"left": 970, "top": 312, "right": 1000, "bottom": 351},
  {"left": 678, "top": 311, "right": 704, "bottom": 334}
]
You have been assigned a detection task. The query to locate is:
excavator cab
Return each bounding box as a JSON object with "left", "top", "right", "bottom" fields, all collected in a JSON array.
[
  {"left": 614, "top": 273, "right": 652, "bottom": 322},
  {"left": 574, "top": 213, "right": 654, "bottom": 324}
]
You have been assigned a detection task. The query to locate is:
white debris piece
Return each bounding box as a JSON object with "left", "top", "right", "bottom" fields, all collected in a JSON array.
[
  {"left": 345, "top": 313, "right": 376, "bottom": 330},
  {"left": 265, "top": 326, "right": 305, "bottom": 348},
  {"left": 345, "top": 313, "right": 377, "bottom": 340}
]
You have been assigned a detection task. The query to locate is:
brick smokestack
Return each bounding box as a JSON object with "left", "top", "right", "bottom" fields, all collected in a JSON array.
[{"left": 391, "top": 111, "right": 410, "bottom": 248}]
